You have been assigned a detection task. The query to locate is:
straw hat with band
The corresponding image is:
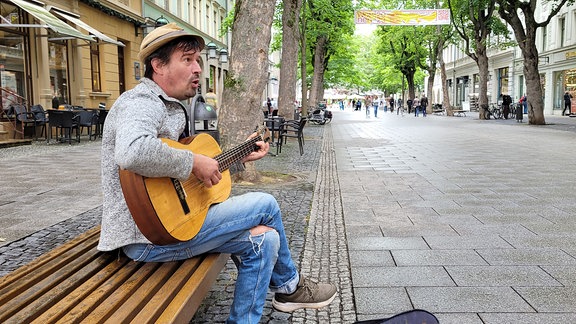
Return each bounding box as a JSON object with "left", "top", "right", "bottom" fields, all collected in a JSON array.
[{"left": 138, "top": 22, "right": 205, "bottom": 63}]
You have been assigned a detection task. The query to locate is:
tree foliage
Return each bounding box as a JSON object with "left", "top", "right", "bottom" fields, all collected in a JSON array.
[{"left": 304, "top": 0, "right": 355, "bottom": 105}]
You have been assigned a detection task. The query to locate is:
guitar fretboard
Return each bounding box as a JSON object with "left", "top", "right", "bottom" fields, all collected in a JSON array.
[{"left": 214, "top": 135, "right": 262, "bottom": 171}]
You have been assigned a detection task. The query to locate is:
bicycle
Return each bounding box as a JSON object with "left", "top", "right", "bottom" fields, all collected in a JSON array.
[
  {"left": 484, "top": 103, "right": 502, "bottom": 119},
  {"left": 509, "top": 103, "right": 519, "bottom": 119}
]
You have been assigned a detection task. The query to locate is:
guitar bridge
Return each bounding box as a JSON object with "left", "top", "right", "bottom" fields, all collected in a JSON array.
[{"left": 171, "top": 178, "right": 190, "bottom": 214}]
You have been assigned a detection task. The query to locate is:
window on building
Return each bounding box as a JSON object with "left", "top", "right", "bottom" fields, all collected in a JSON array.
[
  {"left": 192, "top": 0, "right": 198, "bottom": 25},
  {"left": 0, "top": 1, "right": 28, "bottom": 108},
  {"left": 559, "top": 17, "right": 565, "bottom": 47},
  {"left": 170, "top": 0, "right": 178, "bottom": 15},
  {"left": 205, "top": 4, "right": 210, "bottom": 33},
  {"left": 182, "top": 0, "right": 189, "bottom": 21},
  {"left": 498, "top": 67, "right": 509, "bottom": 96},
  {"left": 90, "top": 43, "right": 101, "bottom": 92},
  {"left": 210, "top": 66, "right": 216, "bottom": 90},
  {"left": 154, "top": 0, "right": 167, "bottom": 9},
  {"left": 541, "top": 26, "right": 547, "bottom": 51},
  {"left": 213, "top": 10, "right": 217, "bottom": 37},
  {"left": 49, "top": 41, "right": 69, "bottom": 104},
  {"left": 220, "top": 16, "right": 225, "bottom": 42}
]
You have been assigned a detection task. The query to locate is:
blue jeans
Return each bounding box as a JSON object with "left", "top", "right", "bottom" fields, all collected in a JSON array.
[{"left": 122, "top": 192, "right": 299, "bottom": 324}]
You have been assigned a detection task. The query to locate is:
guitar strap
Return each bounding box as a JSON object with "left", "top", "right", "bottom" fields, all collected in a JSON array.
[
  {"left": 180, "top": 105, "right": 191, "bottom": 139},
  {"left": 180, "top": 95, "right": 200, "bottom": 139}
]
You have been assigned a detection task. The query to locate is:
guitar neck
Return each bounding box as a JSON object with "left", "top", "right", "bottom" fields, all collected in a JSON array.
[{"left": 215, "top": 135, "right": 262, "bottom": 172}]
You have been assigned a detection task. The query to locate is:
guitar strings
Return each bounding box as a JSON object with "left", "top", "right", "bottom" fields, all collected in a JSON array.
[{"left": 180, "top": 136, "right": 262, "bottom": 192}]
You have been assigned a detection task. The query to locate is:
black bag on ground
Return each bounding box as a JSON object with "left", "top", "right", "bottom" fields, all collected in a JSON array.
[{"left": 354, "top": 309, "right": 439, "bottom": 324}]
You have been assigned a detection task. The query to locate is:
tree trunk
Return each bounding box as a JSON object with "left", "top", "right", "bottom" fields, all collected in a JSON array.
[
  {"left": 308, "top": 35, "right": 327, "bottom": 108},
  {"left": 300, "top": 5, "right": 308, "bottom": 116},
  {"left": 278, "top": 0, "right": 302, "bottom": 119},
  {"left": 522, "top": 48, "right": 545, "bottom": 124},
  {"left": 502, "top": 2, "right": 546, "bottom": 125},
  {"left": 439, "top": 51, "right": 453, "bottom": 115},
  {"left": 426, "top": 70, "right": 434, "bottom": 114},
  {"left": 219, "top": 0, "right": 276, "bottom": 181},
  {"left": 477, "top": 53, "right": 490, "bottom": 120}
]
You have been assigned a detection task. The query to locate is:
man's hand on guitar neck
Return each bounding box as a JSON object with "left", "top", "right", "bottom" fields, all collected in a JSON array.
[
  {"left": 192, "top": 153, "right": 222, "bottom": 188},
  {"left": 242, "top": 132, "right": 270, "bottom": 163}
]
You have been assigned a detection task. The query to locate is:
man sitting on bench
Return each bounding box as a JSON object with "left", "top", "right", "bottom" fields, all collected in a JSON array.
[{"left": 97, "top": 23, "right": 337, "bottom": 323}]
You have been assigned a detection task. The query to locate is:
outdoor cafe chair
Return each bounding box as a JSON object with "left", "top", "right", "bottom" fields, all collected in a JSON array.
[
  {"left": 279, "top": 118, "right": 306, "bottom": 156},
  {"left": 30, "top": 104, "right": 48, "bottom": 140},
  {"left": 78, "top": 110, "right": 98, "bottom": 140},
  {"left": 47, "top": 109, "right": 80, "bottom": 144},
  {"left": 12, "top": 104, "right": 36, "bottom": 139}
]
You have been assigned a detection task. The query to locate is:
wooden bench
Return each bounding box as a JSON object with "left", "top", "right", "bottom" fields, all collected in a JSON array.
[
  {"left": 0, "top": 226, "right": 229, "bottom": 323},
  {"left": 432, "top": 108, "right": 445, "bottom": 115},
  {"left": 452, "top": 109, "right": 467, "bottom": 117}
]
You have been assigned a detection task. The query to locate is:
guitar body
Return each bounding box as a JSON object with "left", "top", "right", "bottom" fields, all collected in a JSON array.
[{"left": 119, "top": 133, "right": 232, "bottom": 245}]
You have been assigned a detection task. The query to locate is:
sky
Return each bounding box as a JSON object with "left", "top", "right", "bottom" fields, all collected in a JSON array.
[{"left": 354, "top": 24, "right": 377, "bottom": 36}]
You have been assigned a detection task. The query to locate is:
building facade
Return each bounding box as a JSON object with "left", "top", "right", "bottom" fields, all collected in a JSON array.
[
  {"left": 1, "top": 0, "right": 230, "bottom": 122},
  {"left": 434, "top": 2, "right": 576, "bottom": 115}
]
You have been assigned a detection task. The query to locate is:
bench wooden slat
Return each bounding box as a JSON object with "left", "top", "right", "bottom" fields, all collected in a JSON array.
[
  {"left": 0, "top": 227, "right": 100, "bottom": 294},
  {"left": 31, "top": 256, "right": 131, "bottom": 323},
  {"left": 6, "top": 252, "right": 115, "bottom": 324},
  {"left": 1, "top": 226, "right": 228, "bottom": 323},
  {"left": 59, "top": 261, "right": 154, "bottom": 322},
  {"left": 131, "top": 257, "right": 208, "bottom": 323},
  {"left": 159, "top": 253, "right": 229, "bottom": 323},
  {"left": 108, "top": 258, "right": 202, "bottom": 323},
  {"left": 0, "top": 241, "right": 102, "bottom": 322}
]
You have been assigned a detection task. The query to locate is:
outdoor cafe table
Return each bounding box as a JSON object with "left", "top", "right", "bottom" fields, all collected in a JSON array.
[{"left": 264, "top": 116, "right": 284, "bottom": 155}]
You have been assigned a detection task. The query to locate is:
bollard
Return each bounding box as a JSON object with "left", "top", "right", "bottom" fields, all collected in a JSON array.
[{"left": 515, "top": 104, "right": 523, "bottom": 123}]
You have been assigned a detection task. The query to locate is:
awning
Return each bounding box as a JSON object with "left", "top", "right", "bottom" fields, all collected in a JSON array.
[
  {"left": 51, "top": 10, "right": 125, "bottom": 47},
  {"left": 6, "top": 0, "right": 94, "bottom": 42}
]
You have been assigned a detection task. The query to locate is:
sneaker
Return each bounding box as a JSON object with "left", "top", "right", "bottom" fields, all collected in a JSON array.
[{"left": 272, "top": 275, "right": 337, "bottom": 312}]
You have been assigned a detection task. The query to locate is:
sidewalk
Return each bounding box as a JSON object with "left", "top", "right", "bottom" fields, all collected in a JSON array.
[
  {"left": 2, "top": 110, "right": 576, "bottom": 323},
  {"left": 335, "top": 109, "right": 576, "bottom": 323}
]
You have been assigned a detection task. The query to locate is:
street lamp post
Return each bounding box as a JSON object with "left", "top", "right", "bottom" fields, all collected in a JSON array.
[{"left": 135, "top": 15, "right": 169, "bottom": 36}]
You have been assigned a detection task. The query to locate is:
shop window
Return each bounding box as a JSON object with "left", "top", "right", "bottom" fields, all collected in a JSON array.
[
  {"left": 90, "top": 43, "right": 101, "bottom": 92},
  {"left": 49, "top": 41, "right": 69, "bottom": 105},
  {"left": 1, "top": 1, "right": 29, "bottom": 109},
  {"left": 498, "top": 67, "right": 509, "bottom": 96},
  {"left": 210, "top": 65, "right": 216, "bottom": 91}
]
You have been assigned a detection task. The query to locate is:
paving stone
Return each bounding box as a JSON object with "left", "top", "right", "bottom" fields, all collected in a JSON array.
[{"left": 408, "top": 286, "right": 534, "bottom": 312}]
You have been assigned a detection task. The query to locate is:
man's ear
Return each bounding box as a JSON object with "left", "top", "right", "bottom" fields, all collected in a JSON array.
[{"left": 150, "top": 58, "right": 164, "bottom": 76}]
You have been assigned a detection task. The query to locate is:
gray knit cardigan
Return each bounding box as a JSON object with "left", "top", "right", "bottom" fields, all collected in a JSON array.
[{"left": 97, "top": 78, "right": 194, "bottom": 251}]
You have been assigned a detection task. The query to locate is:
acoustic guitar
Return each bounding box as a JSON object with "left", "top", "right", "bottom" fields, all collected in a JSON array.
[{"left": 119, "top": 129, "right": 270, "bottom": 245}]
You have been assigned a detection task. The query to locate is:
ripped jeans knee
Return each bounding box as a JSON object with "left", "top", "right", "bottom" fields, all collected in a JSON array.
[{"left": 250, "top": 228, "right": 280, "bottom": 258}]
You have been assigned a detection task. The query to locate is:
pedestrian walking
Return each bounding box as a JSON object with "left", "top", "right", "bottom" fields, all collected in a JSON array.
[
  {"left": 413, "top": 97, "right": 420, "bottom": 117},
  {"left": 420, "top": 94, "right": 428, "bottom": 117},
  {"left": 563, "top": 91, "right": 572, "bottom": 116},
  {"left": 502, "top": 94, "right": 512, "bottom": 119}
]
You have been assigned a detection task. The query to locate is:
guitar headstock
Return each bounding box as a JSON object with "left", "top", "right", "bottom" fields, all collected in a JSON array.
[{"left": 254, "top": 125, "right": 271, "bottom": 143}]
